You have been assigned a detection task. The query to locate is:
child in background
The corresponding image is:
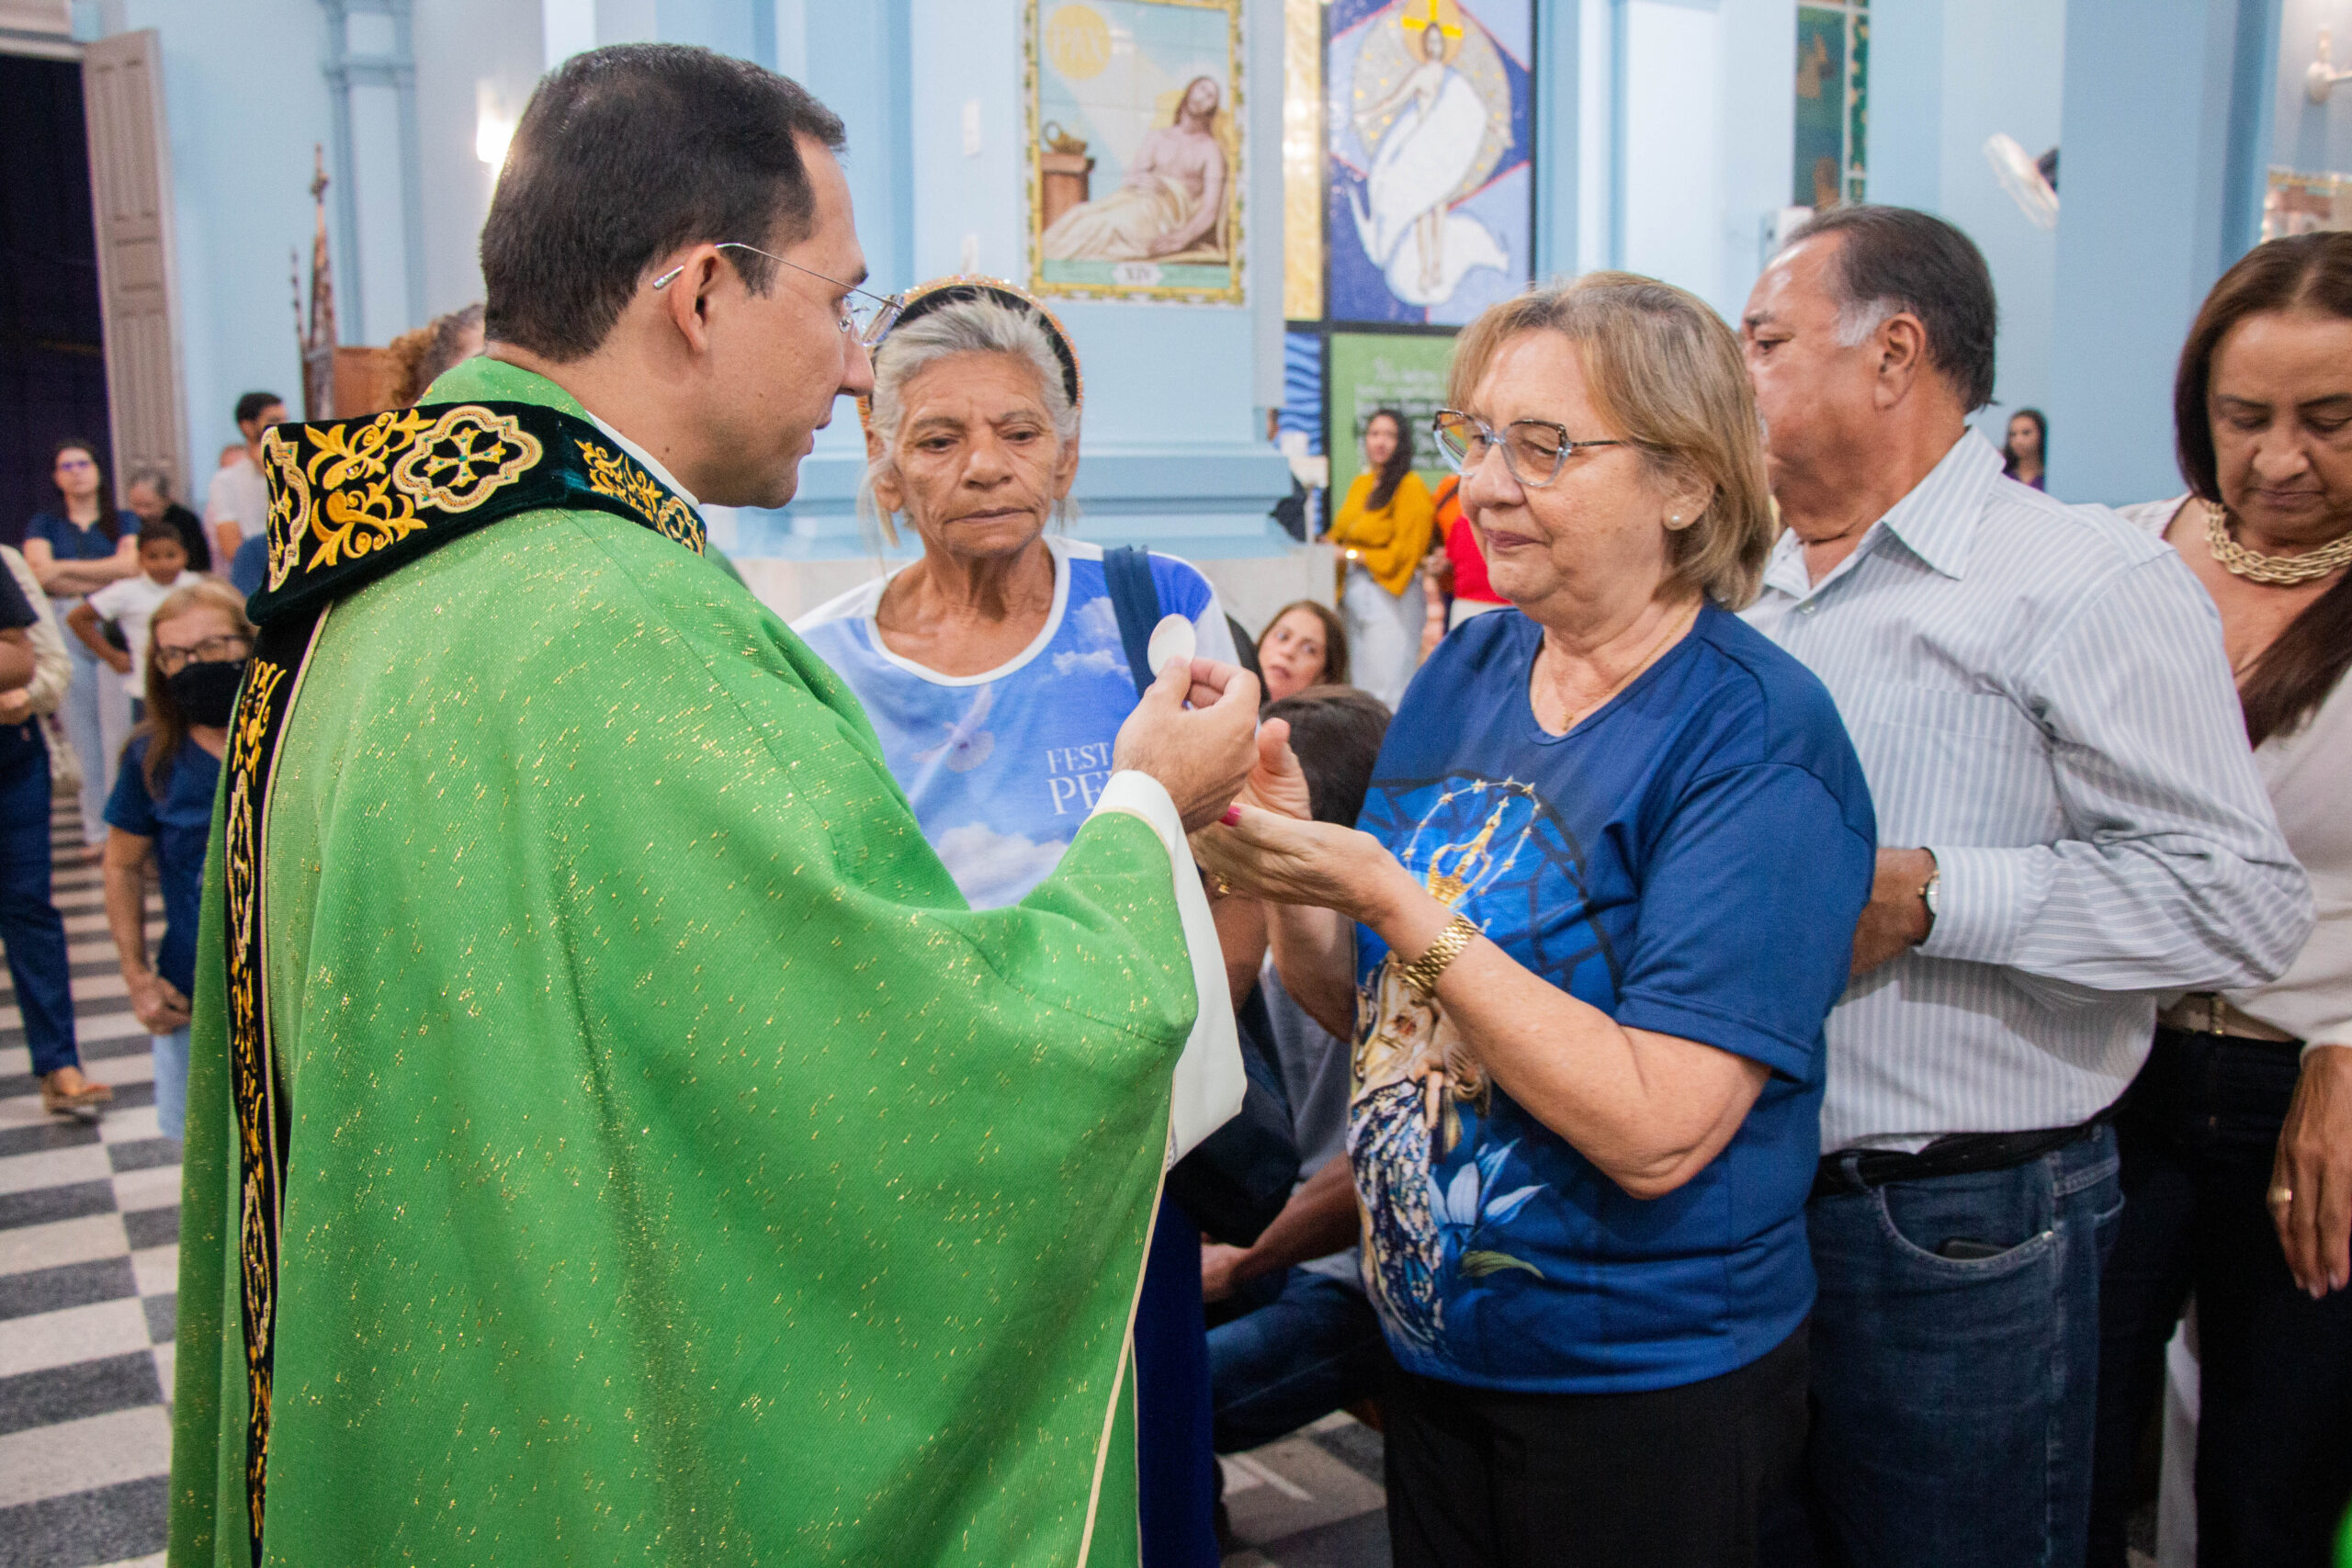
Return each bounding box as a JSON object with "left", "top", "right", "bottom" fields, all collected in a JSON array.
[
  {"left": 67, "top": 523, "right": 196, "bottom": 720},
  {"left": 101, "top": 581, "right": 251, "bottom": 1140}
]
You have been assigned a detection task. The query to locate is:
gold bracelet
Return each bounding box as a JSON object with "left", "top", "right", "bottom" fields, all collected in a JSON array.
[{"left": 1398, "top": 914, "right": 1478, "bottom": 1000}]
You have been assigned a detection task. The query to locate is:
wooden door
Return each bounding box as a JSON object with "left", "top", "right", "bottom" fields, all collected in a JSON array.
[{"left": 81, "top": 30, "right": 189, "bottom": 498}]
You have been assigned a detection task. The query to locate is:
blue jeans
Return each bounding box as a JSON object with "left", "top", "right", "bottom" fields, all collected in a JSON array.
[
  {"left": 1803, "top": 1125, "right": 2123, "bottom": 1568},
  {"left": 61, "top": 631, "right": 129, "bottom": 846},
  {"left": 0, "top": 733, "right": 77, "bottom": 1076},
  {"left": 153, "top": 1025, "right": 190, "bottom": 1139},
  {"left": 1209, "top": 1268, "right": 1386, "bottom": 1453}
]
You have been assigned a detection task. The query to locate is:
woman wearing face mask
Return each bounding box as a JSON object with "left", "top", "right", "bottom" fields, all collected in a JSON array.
[
  {"left": 101, "top": 581, "right": 251, "bottom": 1141},
  {"left": 1327, "top": 409, "right": 1436, "bottom": 706}
]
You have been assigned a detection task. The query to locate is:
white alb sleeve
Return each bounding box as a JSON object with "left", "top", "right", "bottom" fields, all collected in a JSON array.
[{"left": 1089, "top": 770, "right": 1246, "bottom": 1167}]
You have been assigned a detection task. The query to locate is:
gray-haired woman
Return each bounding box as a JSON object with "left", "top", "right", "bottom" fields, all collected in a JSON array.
[{"left": 793, "top": 277, "right": 1243, "bottom": 1568}]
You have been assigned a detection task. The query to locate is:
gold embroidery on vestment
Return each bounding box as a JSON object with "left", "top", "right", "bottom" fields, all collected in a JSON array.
[{"left": 576, "top": 438, "right": 705, "bottom": 552}]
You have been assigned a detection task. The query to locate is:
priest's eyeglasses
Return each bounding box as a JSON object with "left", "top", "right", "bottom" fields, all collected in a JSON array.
[
  {"left": 650, "top": 243, "right": 904, "bottom": 344},
  {"left": 1431, "top": 409, "right": 1624, "bottom": 490},
  {"left": 154, "top": 635, "right": 253, "bottom": 676}
]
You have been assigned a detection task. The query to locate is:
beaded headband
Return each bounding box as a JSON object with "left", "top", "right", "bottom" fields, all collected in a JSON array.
[{"left": 855, "top": 275, "right": 1084, "bottom": 446}]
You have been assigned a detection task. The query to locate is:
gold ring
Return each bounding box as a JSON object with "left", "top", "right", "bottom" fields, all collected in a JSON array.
[{"left": 2268, "top": 1185, "right": 2295, "bottom": 1207}]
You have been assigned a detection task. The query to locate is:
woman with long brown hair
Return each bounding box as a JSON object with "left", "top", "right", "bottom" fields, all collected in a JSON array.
[
  {"left": 2090, "top": 231, "right": 2352, "bottom": 1568},
  {"left": 22, "top": 438, "right": 139, "bottom": 850},
  {"left": 100, "top": 580, "right": 251, "bottom": 1141},
  {"left": 1328, "top": 407, "right": 1435, "bottom": 705}
]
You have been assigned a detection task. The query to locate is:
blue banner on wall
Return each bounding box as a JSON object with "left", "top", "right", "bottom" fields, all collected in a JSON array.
[{"left": 1325, "top": 0, "right": 1534, "bottom": 327}]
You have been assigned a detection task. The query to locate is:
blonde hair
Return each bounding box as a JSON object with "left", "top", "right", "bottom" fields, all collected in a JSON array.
[
  {"left": 137, "top": 580, "right": 254, "bottom": 795},
  {"left": 1446, "top": 272, "right": 1776, "bottom": 609}
]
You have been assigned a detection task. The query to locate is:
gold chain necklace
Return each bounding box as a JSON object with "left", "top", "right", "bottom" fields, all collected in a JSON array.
[
  {"left": 1537, "top": 599, "right": 1700, "bottom": 733},
  {"left": 2205, "top": 501, "right": 2352, "bottom": 587}
]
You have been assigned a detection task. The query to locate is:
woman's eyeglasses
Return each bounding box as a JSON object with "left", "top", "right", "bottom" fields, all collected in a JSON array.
[
  {"left": 650, "top": 243, "right": 904, "bottom": 345},
  {"left": 1430, "top": 409, "right": 1623, "bottom": 490},
  {"left": 154, "top": 635, "right": 252, "bottom": 676}
]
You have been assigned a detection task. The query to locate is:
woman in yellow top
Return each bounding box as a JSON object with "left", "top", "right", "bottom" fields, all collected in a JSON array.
[{"left": 1329, "top": 407, "right": 1437, "bottom": 705}]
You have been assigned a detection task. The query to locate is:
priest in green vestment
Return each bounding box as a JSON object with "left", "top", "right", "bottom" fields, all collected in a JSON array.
[{"left": 167, "top": 46, "right": 1263, "bottom": 1567}]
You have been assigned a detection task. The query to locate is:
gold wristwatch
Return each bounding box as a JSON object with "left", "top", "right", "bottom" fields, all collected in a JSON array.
[{"left": 1399, "top": 914, "right": 1479, "bottom": 1000}]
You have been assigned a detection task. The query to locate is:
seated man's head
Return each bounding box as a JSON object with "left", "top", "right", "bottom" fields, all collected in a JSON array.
[
  {"left": 859, "top": 293, "right": 1082, "bottom": 565},
  {"left": 125, "top": 468, "right": 175, "bottom": 525},
  {"left": 1263, "top": 684, "right": 1391, "bottom": 827},
  {"left": 136, "top": 523, "right": 188, "bottom": 585},
  {"left": 480, "top": 44, "right": 874, "bottom": 509}
]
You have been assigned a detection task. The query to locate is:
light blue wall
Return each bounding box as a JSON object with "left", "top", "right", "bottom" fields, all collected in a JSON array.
[
  {"left": 2048, "top": 0, "right": 2277, "bottom": 504},
  {"left": 1868, "top": 0, "right": 2066, "bottom": 457},
  {"left": 118, "top": 0, "right": 2307, "bottom": 531},
  {"left": 121, "top": 0, "right": 337, "bottom": 481},
  {"left": 1611, "top": 0, "right": 1796, "bottom": 325}
]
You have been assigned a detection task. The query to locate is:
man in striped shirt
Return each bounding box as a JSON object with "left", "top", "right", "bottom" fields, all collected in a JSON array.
[{"left": 1739, "top": 206, "right": 2311, "bottom": 1567}]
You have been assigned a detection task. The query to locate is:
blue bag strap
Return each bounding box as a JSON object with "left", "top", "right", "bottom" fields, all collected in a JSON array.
[{"left": 1102, "top": 545, "right": 1163, "bottom": 696}]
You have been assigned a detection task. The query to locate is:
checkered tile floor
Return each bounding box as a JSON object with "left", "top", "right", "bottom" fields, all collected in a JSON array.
[
  {"left": 1219, "top": 1413, "right": 1389, "bottom": 1565},
  {"left": 1, "top": 804, "right": 173, "bottom": 1568}
]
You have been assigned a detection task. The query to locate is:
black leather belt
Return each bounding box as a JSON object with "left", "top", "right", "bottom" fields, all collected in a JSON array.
[{"left": 1812, "top": 1116, "right": 2104, "bottom": 1200}]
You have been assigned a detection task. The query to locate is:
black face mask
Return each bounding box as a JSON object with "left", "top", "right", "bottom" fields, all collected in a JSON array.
[{"left": 166, "top": 659, "right": 246, "bottom": 728}]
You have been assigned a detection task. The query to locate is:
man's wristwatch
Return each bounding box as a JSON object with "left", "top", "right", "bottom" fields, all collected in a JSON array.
[{"left": 1918, "top": 867, "right": 1939, "bottom": 937}]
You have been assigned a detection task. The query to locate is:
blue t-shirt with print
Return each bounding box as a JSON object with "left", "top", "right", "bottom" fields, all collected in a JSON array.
[
  {"left": 1351, "top": 603, "right": 1875, "bottom": 1393},
  {"left": 794, "top": 536, "right": 1233, "bottom": 908},
  {"left": 104, "top": 735, "right": 222, "bottom": 996}
]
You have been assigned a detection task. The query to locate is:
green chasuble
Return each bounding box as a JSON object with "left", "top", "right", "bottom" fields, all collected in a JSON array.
[{"left": 169, "top": 357, "right": 1209, "bottom": 1566}]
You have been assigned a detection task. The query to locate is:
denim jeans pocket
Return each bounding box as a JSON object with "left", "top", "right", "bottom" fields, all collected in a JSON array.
[{"left": 1871, "top": 1168, "right": 2060, "bottom": 1278}]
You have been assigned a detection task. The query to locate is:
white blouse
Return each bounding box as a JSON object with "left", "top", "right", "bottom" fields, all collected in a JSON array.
[{"left": 2125, "top": 498, "right": 2352, "bottom": 1055}]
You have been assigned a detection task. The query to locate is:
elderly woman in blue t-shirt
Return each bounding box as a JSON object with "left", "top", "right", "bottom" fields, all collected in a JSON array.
[
  {"left": 1196, "top": 274, "right": 1878, "bottom": 1567},
  {"left": 793, "top": 278, "right": 1245, "bottom": 1568}
]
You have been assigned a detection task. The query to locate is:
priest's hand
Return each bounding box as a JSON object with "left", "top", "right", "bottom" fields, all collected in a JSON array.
[{"left": 1114, "top": 654, "right": 1260, "bottom": 832}]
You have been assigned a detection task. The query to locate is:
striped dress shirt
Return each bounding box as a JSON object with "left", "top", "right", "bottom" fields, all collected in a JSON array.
[{"left": 1743, "top": 432, "right": 2312, "bottom": 1153}]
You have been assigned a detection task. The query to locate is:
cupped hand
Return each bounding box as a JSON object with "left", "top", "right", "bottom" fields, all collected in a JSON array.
[
  {"left": 1192, "top": 803, "right": 1401, "bottom": 921},
  {"left": 1240, "top": 718, "right": 1313, "bottom": 821},
  {"left": 1113, "top": 655, "right": 1261, "bottom": 832},
  {"left": 2271, "top": 1043, "right": 2352, "bottom": 1296}
]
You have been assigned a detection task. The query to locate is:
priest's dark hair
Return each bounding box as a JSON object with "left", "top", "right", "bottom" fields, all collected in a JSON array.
[{"left": 481, "top": 44, "right": 846, "bottom": 362}]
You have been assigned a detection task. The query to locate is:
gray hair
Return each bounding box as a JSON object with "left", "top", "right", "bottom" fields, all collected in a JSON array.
[
  {"left": 1832, "top": 294, "right": 1897, "bottom": 348},
  {"left": 857, "top": 297, "right": 1080, "bottom": 547},
  {"left": 125, "top": 466, "right": 175, "bottom": 500}
]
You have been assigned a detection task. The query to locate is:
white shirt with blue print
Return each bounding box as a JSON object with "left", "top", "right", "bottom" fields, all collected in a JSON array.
[{"left": 794, "top": 535, "right": 1237, "bottom": 910}]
